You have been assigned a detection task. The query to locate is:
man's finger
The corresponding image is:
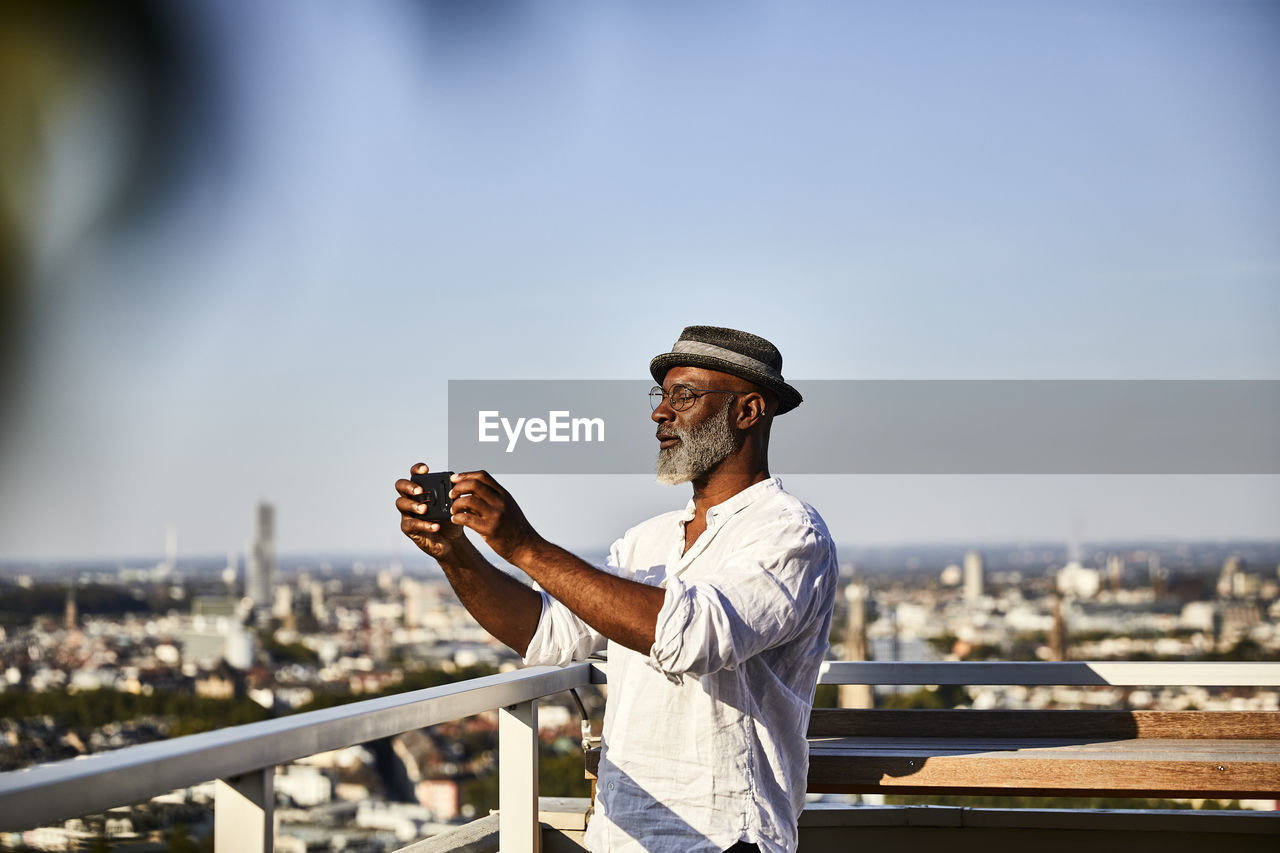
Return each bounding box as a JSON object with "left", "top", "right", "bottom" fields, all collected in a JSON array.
[
  {"left": 448, "top": 509, "right": 486, "bottom": 537},
  {"left": 451, "top": 470, "right": 507, "bottom": 498},
  {"left": 401, "top": 515, "right": 441, "bottom": 536},
  {"left": 410, "top": 462, "right": 429, "bottom": 474},
  {"left": 395, "top": 495, "right": 430, "bottom": 516},
  {"left": 449, "top": 491, "right": 496, "bottom": 522},
  {"left": 395, "top": 479, "right": 424, "bottom": 498},
  {"left": 450, "top": 478, "right": 503, "bottom": 506}
]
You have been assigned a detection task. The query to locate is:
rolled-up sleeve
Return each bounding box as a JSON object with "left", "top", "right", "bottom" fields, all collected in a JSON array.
[
  {"left": 648, "top": 523, "right": 836, "bottom": 680},
  {"left": 522, "top": 589, "right": 607, "bottom": 667}
]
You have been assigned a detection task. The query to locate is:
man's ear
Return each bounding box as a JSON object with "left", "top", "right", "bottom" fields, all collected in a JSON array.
[{"left": 735, "top": 391, "right": 770, "bottom": 428}]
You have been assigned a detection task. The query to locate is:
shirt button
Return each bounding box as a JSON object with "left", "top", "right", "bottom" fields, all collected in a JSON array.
[{"left": 608, "top": 782, "right": 615, "bottom": 791}]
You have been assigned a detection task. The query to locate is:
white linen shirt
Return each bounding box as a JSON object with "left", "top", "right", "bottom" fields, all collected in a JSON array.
[{"left": 523, "top": 477, "right": 838, "bottom": 853}]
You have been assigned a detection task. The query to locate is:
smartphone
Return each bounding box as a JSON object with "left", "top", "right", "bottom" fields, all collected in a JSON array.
[{"left": 410, "top": 471, "right": 455, "bottom": 521}]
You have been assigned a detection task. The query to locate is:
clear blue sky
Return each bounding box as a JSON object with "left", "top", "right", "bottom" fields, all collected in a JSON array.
[{"left": 2, "top": 1, "right": 1278, "bottom": 563}]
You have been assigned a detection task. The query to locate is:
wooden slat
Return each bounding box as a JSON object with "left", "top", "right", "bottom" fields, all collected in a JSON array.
[
  {"left": 807, "top": 737, "right": 1280, "bottom": 762},
  {"left": 808, "top": 732, "right": 1280, "bottom": 758},
  {"left": 808, "top": 749, "right": 1280, "bottom": 799},
  {"left": 807, "top": 709, "right": 1280, "bottom": 740}
]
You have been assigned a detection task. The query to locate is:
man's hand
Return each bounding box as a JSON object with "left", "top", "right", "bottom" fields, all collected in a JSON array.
[
  {"left": 396, "top": 463, "right": 465, "bottom": 562},
  {"left": 395, "top": 463, "right": 544, "bottom": 656},
  {"left": 396, "top": 464, "right": 660, "bottom": 656},
  {"left": 447, "top": 470, "right": 545, "bottom": 565}
]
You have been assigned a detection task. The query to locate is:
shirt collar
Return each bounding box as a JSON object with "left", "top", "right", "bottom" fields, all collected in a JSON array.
[
  {"left": 679, "top": 476, "right": 783, "bottom": 526},
  {"left": 670, "top": 477, "right": 783, "bottom": 573}
]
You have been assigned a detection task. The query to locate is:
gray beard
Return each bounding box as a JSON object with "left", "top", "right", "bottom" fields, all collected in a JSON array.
[{"left": 655, "top": 399, "right": 738, "bottom": 485}]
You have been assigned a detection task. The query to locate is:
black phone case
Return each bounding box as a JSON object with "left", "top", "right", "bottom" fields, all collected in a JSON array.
[{"left": 410, "top": 471, "right": 455, "bottom": 521}]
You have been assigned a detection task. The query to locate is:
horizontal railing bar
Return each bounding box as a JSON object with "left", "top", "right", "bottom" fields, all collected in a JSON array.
[
  {"left": 818, "top": 661, "right": 1280, "bottom": 686},
  {"left": 393, "top": 810, "right": 501, "bottom": 853},
  {"left": 0, "top": 663, "right": 591, "bottom": 832}
]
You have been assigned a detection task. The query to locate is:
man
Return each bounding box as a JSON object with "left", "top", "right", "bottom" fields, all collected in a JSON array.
[{"left": 395, "top": 326, "right": 838, "bottom": 853}]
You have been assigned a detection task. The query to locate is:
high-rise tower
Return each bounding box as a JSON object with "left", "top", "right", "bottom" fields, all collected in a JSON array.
[
  {"left": 963, "top": 549, "right": 984, "bottom": 601},
  {"left": 246, "top": 502, "right": 276, "bottom": 610},
  {"left": 162, "top": 522, "right": 177, "bottom": 577},
  {"left": 64, "top": 584, "right": 77, "bottom": 630},
  {"left": 839, "top": 581, "right": 873, "bottom": 709}
]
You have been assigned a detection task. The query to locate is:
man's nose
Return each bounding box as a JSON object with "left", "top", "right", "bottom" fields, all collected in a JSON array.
[{"left": 651, "top": 400, "right": 673, "bottom": 424}]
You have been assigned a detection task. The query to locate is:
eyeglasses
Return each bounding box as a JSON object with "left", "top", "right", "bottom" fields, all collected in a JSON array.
[{"left": 649, "top": 384, "right": 738, "bottom": 412}]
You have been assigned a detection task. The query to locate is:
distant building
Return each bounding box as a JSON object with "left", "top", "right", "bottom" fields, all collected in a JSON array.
[
  {"left": 417, "top": 779, "right": 460, "bottom": 820},
  {"left": 1048, "top": 593, "right": 1068, "bottom": 661},
  {"left": 963, "top": 550, "right": 984, "bottom": 601},
  {"left": 1179, "top": 601, "right": 1218, "bottom": 634},
  {"left": 64, "top": 585, "right": 77, "bottom": 630},
  {"left": 160, "top": 522, "right": 177, "bottom": 577},
  {"left": 225, "top": 622, "right": 257, "bottom": 670},
  {"left": 1148, "top": 554, "right": 1167, "bottom": 598},
  {"left": 276, "top": 764, "right": 333, "bottom": 807},
  {"left": 1218, "top": 556, "right": 1245, "bottom": 599},
  {"left": 247, "top": 502, "right": 276, "bottom": 611},
  {"left": 222, "top": 550, "right": 238, "bottom": 590},
  {"left": 195, "top": 669, "right": 237, "bottom": 700},
  {"left": 839, "top": 582, "right": 873, "bottom": 709},
  {"left": 273, "top": 584, "right": 294, "bottom": 621},
  {"left": 309, "top": 579, "right": 326, "bottom": 623},
  {"left": 403, "top": 579, "right": 424, "bottom": 629},
  {"left": 1107, "top": 554, "right": 1124, "bottom": 594},
  {"left": 1057, "top": 561, "right": 1101, "bottom": 598},
  {"left": 192, "top": 595, "right": 239, "bottom": 620}
]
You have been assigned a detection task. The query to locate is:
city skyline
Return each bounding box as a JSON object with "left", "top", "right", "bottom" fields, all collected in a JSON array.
[{"left": 6, "top": 525, "right": 1274, "bottom": 847}]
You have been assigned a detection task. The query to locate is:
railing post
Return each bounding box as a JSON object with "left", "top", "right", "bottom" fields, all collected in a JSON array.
[
  {"left": 500, "top": 699, "right": 541, "bottom": 853},
  {"left": 215, "top": 767, "right": 273, "bottom": 853}
]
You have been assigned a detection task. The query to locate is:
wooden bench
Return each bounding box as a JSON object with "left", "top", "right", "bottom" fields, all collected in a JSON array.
[
  {"left": 806, "top": 708, "right": 1280, "bottom": 798},
  {"left": 585, "top": 662, "right": 1280, "bottom": 801}
]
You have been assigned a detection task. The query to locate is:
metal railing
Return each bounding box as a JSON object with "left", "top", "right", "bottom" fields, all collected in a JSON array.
[
  {"left": 817, "top": 660, "right": 1280, "bottom": 686},
  {"left": 1, "top": 661, "right": 1276, "bottom": 851},
  {"left": 0, "top": 663, "right": 598, "bottom": 853}
]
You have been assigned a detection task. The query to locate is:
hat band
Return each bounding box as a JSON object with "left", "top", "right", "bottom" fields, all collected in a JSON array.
[{"left": 671, "top": 340, "right": 785, "bottom": 382}]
